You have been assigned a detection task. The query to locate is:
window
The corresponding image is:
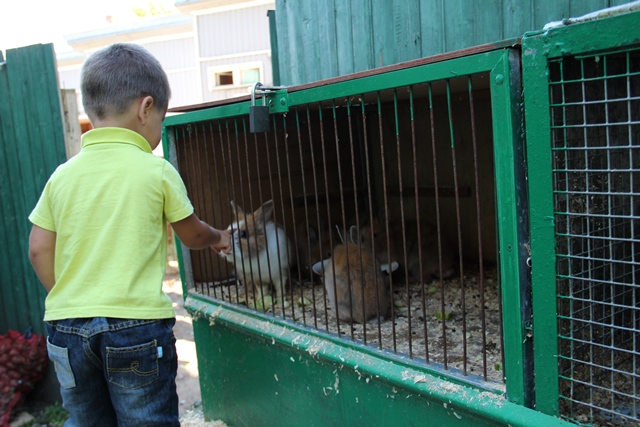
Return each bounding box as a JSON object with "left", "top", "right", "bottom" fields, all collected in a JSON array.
[
  {"left": 217, "top": 71, "right": 234, "bottom": 86},
  {"left": 207, "top": 62, "right": 263, "bottom": 91}
]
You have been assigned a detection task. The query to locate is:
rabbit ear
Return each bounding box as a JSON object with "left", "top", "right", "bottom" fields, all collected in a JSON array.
[
  {"left": 230, "top": 200, "right": 245, "bottom": 219},
  {"left": 254, "top": 199, "right": 274, "bottom": 225},
  {"left": 307, "top": 224, "right": 319, "bottom": 244},
  {"left": 349, "top": 225, "right": 360, "bottom": 244}
]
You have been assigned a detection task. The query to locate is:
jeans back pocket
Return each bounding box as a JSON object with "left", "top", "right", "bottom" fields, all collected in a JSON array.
[
  {"left": 106, "top": 340, "right": 159, "bottom": 389},
  {"left": 47, "top": 338, "right": 76, "bottom": 389}
]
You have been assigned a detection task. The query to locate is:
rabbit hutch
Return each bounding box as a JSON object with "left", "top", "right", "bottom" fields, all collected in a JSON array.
[{"left": 161, "top": 7, "right": 639, "bottom": 427}]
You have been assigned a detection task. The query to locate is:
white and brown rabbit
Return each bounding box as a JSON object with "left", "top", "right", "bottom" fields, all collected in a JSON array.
[
  {"left": 321, "top": 241, "right": 391, "bottom": 324},
  {"left": 219, "top": 199, "right": 293, "bottom": 305},
  {"left": 359, "top": 217, "right": 455, "bottom": 283}
]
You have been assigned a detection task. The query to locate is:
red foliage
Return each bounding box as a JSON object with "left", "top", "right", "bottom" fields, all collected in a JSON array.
[{"left": 0, "top": 329, "right": 48, "bottom": 427}]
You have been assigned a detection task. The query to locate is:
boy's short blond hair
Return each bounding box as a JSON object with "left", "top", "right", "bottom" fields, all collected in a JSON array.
[{"left": 81, "top": 43, "right": 171, "bottom": 121}]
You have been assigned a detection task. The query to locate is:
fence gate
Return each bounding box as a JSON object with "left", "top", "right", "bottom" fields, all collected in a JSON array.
[{"left": 524, "top": 8, "right": 640, "bottom": 426}]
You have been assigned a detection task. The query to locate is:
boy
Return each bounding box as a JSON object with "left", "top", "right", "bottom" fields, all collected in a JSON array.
[{"left": 27, "top": 43, "right": 230, "bottom": 426}]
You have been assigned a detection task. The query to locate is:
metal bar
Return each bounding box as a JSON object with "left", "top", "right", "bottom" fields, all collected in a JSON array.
[
  {"left": 234, "top": 117, "right": 256, "bottom": 307},
  {"left": 360, "top": 95, "right": 384, "bottom": 349},
  {"left": 468, "top": 75, "right": 483, "bottom": 379},
  {"left": 318, "top": 103, "right": 339, "bottom": 334},
  {"left": 292, "top": 108, "right": 307, "bottom": 326},
  {"left": 220, "top": 119, "right": 249, "bottom": 305},
  {"left": 270, "top": 114, "right": 291, "bottom": 319},
  {"left": 442, "top": 79, "right": 457, "bottom": 370},
  {"left": 204, "top": 121, "right": 231, "bottom": 294},
  {"left": 306, "top": 105, "right": 328, "bottom": 331},
  {"left": 426, "top": 82, "right": 439, "bottom": 364},
  {"left": 346, "top": 97, "right": 370, "bottom": 345},
  {"left": 376, "top": 91, "right": 396, "bottom": 352},
  {"left": 391, "top": 88, "right": 413, "bottom": 358},
  {"left": 280, "top": 113, "right": 298, "bottom": 320},
  {"left": 236, "top": 117, "right": 256, "bottom": 305},
  {"left": 184, "top": 124, "right": 208, "bottom": 296},
  {"left": 331, "top": 99, "right": 355, "bottom": 339},
  {"left": 194, "top": 122, "right": 216, "bottom": 296},
  {"left": 258, "top": 127, "right": 277, "bottom": 311},
  {"left": 408, "top": 85, "right": 421, "bottom": 360},
  {"left": 248, "top": 130, "right": 266, "bottom": 308}
]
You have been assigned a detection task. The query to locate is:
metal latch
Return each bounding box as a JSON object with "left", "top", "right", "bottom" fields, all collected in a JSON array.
[{"left": 249, "top": 82, "right": 287, "bottom": 133}]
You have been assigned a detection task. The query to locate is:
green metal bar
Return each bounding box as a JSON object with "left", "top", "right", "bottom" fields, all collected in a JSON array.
[
  {"left": 164, "top": 50, "right": 507, "bottom": 129},
  {"left": 187, "top": 292, "right": 575, "bottom": 427},
  {"left": 490, "top": 49, "right": 532, "bottom": 408},
  {"left": 287, "top": 50, "right": 506, "bottom": 107},
  {"left": 521, "top": 29, "right": 560, "bottom": 418},
  {"left": 523, "top": 10, "right": 640, "bottom": 60}
]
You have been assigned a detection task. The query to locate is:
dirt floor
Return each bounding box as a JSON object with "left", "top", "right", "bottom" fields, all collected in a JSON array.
[{"left": 162, "top": 261, "right": 203, "bottom": 414}]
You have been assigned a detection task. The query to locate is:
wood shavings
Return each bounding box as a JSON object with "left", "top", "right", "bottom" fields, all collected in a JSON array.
[{"left": 196, "top": 265, "right": 504, "bottom": 388}]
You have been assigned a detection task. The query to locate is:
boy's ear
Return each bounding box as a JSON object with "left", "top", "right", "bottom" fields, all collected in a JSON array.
[{"left": 137, "top": 96, "right": 154, "bottom": 124}]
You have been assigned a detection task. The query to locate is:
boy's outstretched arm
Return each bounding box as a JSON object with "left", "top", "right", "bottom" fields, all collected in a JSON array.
[
  {"left": 171, "top": 213, "right": 231, "bottom": 252},
  {"left": 29, "top": 225, "right": 57, "bottom": 292}
]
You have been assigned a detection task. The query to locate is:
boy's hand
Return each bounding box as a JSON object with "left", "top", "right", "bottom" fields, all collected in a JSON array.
[{"left": 212, "top": 229, "right": 232, "bottom": 254}]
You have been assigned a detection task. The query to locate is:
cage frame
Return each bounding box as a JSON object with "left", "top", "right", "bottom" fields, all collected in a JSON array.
[
  {"left": 162, "top": 43, "right": 573, "bottom": 426},
  {"left": 522, "top": 7, "right": 640, "bottom": 421}
]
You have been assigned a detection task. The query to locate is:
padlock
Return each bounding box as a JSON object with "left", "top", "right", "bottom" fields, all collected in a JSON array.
[{"left": 250, "top": 82, "right": 270, "bottom": 133}]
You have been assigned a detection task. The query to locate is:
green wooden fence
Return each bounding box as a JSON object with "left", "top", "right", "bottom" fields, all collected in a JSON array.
[
  {"left": 0, "top": 43, "right": 67, "bottom": 336},
  {"left": 273, "top": 0, "right": 632, "bottom": 85}
]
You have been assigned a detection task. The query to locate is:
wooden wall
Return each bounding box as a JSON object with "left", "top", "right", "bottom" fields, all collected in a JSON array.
[
  {"left": 273, "top": 0, "right": 631, "bottom": 85},
  {"left": 0, "top": 44, "right": 66, "bottom": 336}
]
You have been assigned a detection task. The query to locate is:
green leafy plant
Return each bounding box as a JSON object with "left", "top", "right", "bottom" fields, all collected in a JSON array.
[{"left": 22, "top": 401, "right": 69, "bottom": 427}]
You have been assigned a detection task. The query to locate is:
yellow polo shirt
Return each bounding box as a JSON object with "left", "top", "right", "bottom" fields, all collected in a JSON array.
[{"left": 29, "top": 127, "right": 194, "bottom": 321}]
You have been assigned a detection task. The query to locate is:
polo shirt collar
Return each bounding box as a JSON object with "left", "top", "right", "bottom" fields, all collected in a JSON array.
[{"left": 81, "top": 127, "right": 153, "bottom": 154}]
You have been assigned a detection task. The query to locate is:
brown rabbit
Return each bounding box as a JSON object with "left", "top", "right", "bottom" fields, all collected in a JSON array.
[
  {"left": 219, "top": 199, "right": 293, "bottom": 305},
  {"left": 359, "top": 217, "right": 454, "bottom": 283},
  {"left": 322, "top": 242, "right": 390, "bottom": 324}
]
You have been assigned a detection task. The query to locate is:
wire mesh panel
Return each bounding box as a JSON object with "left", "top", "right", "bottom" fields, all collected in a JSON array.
[
  {"left": 549, "top": 47, "right": 640, "bottom": 425},
  {"left": 165, "top": 47, "right": 529, "bottom": 396}
]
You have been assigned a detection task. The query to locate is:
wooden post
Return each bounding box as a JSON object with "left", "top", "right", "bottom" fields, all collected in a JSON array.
[{"left": 60, "top": 88, "right": 82, "bottom": 159}]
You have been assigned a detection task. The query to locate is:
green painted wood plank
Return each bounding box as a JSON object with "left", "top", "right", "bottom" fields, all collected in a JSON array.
[
  {"left": 490, "top": 49, "right": 534, "bottom": 407},
  {"left": 315, "top": 0, "right": 339, "bottom": 80},
  {"left": 443, "top": 0, "right": 504, "bottom": 52},
  {"left": 531, "top": 0, "right": 567, "bottom": 30},
  {"left": 274, "top": 0, "right": 636, "bottom": 86},
  {"left": 267, "top": 10, "right": 280, "bottom": 86},
  {"left": 569, "top": 0, "right": 609, "bottom": 16},
  {"left": 190, "top": 295, "right": 576, "bottom": 427},
  {"left": 370, "top": 0, "right": 395, "bottom": 67},
  {"left": 0, "top": 44, "right": 64, "bottom": 336},
  {"left": 391, "top": 0, "right": 422, "bottom": 63},
  {"left": 503, "top": 0, "right": 534, "bottom": 40},
  {"left": 4, "top": 46, "right": 37, "bottom": 334},
  {"left": 348, "top": 0, "right": 374, "bottom": 72},
  {"left": 334, "top": 0, "right": 355, "bottom": 76},
  {"left": 0, "top": 51, "right": 25, "bottom": 334},
  {"left": 419, "top": 0, "right": 445, "bottom": 57},
  {"left": 298, "top": 1, "right": 320, "bottom": 83},
  {"left": 12, "top": 46, "right": 54, "bottom": 333}
]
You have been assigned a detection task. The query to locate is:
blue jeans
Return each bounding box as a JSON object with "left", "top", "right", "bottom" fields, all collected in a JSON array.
[{"left": 45, "top": 318, "right": 179, "bottom": 427}]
